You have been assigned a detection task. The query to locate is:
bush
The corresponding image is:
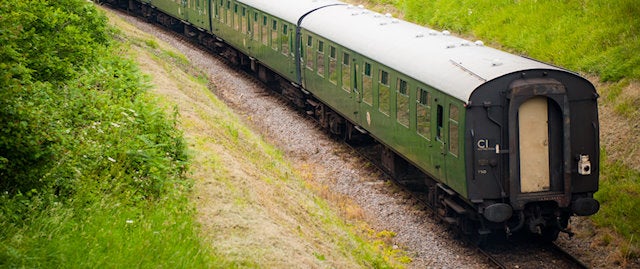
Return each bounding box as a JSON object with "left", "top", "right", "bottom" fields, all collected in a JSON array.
[
  {"left": 0, "top": 2, "right": 205, "bottom": 267},
  {"left": 1, "top": 0, "right": 110, "bottom": 194},
  {"left": 0, "top": 0, "right": 187, "bottom": 214},
  {"left": 0, "top": 0, "right": 110, "bottom": 83}
]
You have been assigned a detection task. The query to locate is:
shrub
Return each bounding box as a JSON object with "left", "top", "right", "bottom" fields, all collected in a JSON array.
[{"left": 0, "top": 0, "right": 187, "bottom": 210}]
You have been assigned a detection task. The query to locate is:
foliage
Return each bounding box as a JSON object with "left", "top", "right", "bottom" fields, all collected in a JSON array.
[
  {"left": 0, "top": 0, "right": 187, "bottom": 203},
  {"left": 593, "top": 150, "right": 640, "bottom": 250},
  {"left": 0, "top": 0, "right": 111, "bottom": 84},
  {"left": 0, "top": 0, "right": 111, "bottom": 194},
  {"left": 0, "top": 1, "right": 211, "bottom": 267}
]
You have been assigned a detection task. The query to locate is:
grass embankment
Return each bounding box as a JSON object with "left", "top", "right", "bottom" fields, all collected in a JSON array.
[{"left": 350, "top": 0, "right": 640, "bottom": 261}]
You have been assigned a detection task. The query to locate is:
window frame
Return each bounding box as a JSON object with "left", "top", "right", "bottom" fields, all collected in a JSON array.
[
  {"left": 281, "top": 23, "right": 290, "bottom": 56},
  {"left": 396, "top": 78, "right": 410, "bottom": 127},
  {"left": 305, "top": 35, "right": 314, "bottom": 70},
  {"left": 362, "top": 62, "right": 373, "bottom": 105},
  {"left": 271, "top": 19, "right": 279, "bottom": 50},
  {"left": 378, "top": 69, "right": 391, "bottom": 116},
  {"left": 341, "top": 52, "right": 351, "bottom": 92},
  {"left": 329, "top": 46, "right": 337, "bottom": 85},
  {"left": 448, "top": 103, "right": 460, "bottom": 157},
  {"left": 317, "top": 40, "right": 325, "bottom": 77},
  {"left": 261, "top": 15, "right": 269, "bottom": 45},
  {"left": 416, "top": 87, "right": 431, "bottom": 140}
]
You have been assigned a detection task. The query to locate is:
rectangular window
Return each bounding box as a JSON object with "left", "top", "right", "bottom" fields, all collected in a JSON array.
[
  {"left": 449, "top": 104, "right": 460, "bottom": 156},
  {"left": 417, "top": 88, "right": 431, "bottom": 138},
  {"left": 216, "top": 0, "right": 223, "bottom": 22},
  {"left": 306, "top": 36, "right": 314, "bottom": 70},
  {"left": 342, "top": 53, "right": 351, "bottom": 91},
  {"left": 317, "top": 40, "right": 325, "bottom": 76},
  {"left": 261, "top": 16, "right": 269, "bottom": 45},
  {"left": 241, "top": 7, "right": 248, "bottom": 34},
  {"left": 379, "top": 70, "right": 390, "bottom": 115},
  {"left": 329, "top": 46, "right": 337, "bottom": 84},
  {"left": 396, "top": 79, "right": 409, "bottom": 127},
  {"left": 281, "top": 24, "right": 289, "bottom": 56},
  {"left": 226, "top": 1, "right": 232, "bottom": 27},
  {"left": 271, "top": 19, "right": 278, "bottom": 50},
  {"left": 252, "top": 12, "right": 259, "bottom": 41},
  {"left": 233, "top": 4, "right": 240, "bottom": 30},
  {"left": 362, "top": 62, "right": 373, "bottom": 105},
  {"left": 436, "top": 104, "right": 444, "bottom": 141}
]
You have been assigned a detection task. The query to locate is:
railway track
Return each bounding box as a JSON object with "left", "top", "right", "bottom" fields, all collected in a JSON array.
[{"left": 105, "top": 4, "right": 592, "bottom": 268}]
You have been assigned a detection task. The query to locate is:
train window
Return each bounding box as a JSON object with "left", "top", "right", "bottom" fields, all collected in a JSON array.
[
  {"left": 329, "top": 46, "right": 337, "bottom": 85},
  {"left": 281, "top": 24, "right": 289, "bottom": 56},
  {"left": 436, "top": 105, "right": 443, "bottom": 141},
  {"left": 216, "top": 0, "right": 223, "bottom": 22},
  {"left": 234, "top": 4, "right": 239, "bottom": 31},
  {"left": 396, "top": 79, "right": 409, "bottom": 127},
  {"left": 379, "top": 70, "right": 390, "bottom": 115},
  {"left": 362, "top": 62, "right": 373, "bottom": 105},
  {"left": 241, "top": 7, "right": 248, "bottom": 34},
  {"left": 317, "top": 40, "right": 325, "bottom": 76},
  {"left": 417, "top": 88, "right": 431, "bottom": 138},
  {"left": 342, "top": 53, "right": 351, "bottom": 91},
  {"left": 449, "top": 104, "right": 459, "bottom": 156},
  {"left": 271, "top": 20, "right": 278, "bottom": 50},
  {"left": 252, "top": 12, "right": 259, "bottom": 41},
  {"left": 306, "top": 36, "right": 314, "bottom": 70},
  {"left": 261, "top": 16, "right": 268, "bottom": 45},
  {"left": 226, "top": 1, "right": 232, "bottom": 27}
]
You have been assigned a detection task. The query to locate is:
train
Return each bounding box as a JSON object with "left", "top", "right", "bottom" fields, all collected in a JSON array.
[{"left": 98, "top": 0, "right": 601, "bottom": 242}]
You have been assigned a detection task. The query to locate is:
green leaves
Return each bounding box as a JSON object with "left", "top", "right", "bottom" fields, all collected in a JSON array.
[
  {"left": 0, "top": 0, "right": 188, "bottom": 203},
  {"left": 0, "top": 0, "right": 110, "bottom": 84}
]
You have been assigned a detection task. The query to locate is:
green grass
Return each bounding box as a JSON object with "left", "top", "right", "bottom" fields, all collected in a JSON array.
[
  {"left": 0, "top": 195, "right": 217, "bottom": 268},
  {"left": 394, "top": 0, "right": 640, "bottom": 82},
  {"left": 593, "top": 150, "right": 640, "bottom": 247}
]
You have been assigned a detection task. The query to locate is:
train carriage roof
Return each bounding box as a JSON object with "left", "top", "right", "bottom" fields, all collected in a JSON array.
[
  {"left": 238, "top": 0, "right": 344, "bottom": 23},
  {"left": 301, "top": 4, "right": 564, "bottom": 102},
  {"left": 240, "top": 0, "right": 562, "bottom": 102}
]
